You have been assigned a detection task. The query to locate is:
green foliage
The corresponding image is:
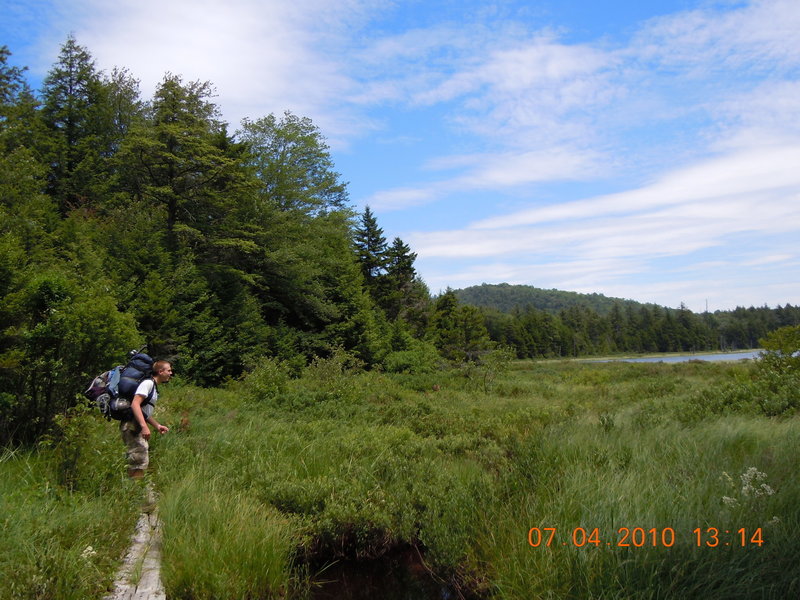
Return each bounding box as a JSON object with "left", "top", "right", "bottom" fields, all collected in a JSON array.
[
  {"left": 39, "top": 35, "right": 116, "bottom": 211},
  {"left": 0, "top": 46, "right": 40, "bottom": 152},
  {"left": 238, "top": 111, "right": 348, "bottom": 214},
  {"left": 238, "top": 355, "right": 290, "bottom": 402},
  {"left": 300, "top": 346, "right": 365, "bottom": 403},
  {"left": 5, "top": 357, "right": 800, "bottom": 598},
  {"left": 354, "top": 205, "right": 388, "bottom": 285},
  {"left": 677, "top": 331, "right": 800, "bottom": 420},
  {"left": 0, "top": 266, "right": 139, "bottom": 443},
  {"left": 117, "top": 74, "right": 244, "bottom": 252},
  {"left": 458, "top": 284, "right": 798, "bottom": 358},
  {"left": 428, "top": 290, "right": 492, "bottom": 362},
  {"left": 455, "top": 282, "right": 649, "bottom": 315},
  {"left": 144, "top": 360, "right": 800, "bottom": 599},
  {"left": 758, "top": 324, "right": 800, "bottom": 375},
  {"left": 382, "top": 328, "right": 441, "bottom": 374}
]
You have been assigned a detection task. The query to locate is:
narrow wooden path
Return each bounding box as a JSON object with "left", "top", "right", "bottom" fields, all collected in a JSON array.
[{"left": 104, "top": 486, "right": 166, "bottom": 600}]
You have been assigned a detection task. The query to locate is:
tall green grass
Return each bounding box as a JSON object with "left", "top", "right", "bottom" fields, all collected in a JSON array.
[
  {"left": 146, "top": 358, "right": 799, "bottom": 598},
  {"left": 484, "top": 417, "right": 799, "bottom": 599},
  {"left": 4, "top": 358, "right": 797, "bottom": 598},
  {"left": 158, "top": 470, "right": 295, "bottom": 599},
  {"left": 0, "top": 405, "right": 145, "bottom": 600}
]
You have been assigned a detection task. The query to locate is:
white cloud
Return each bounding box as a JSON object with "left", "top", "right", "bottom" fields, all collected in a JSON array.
[
  {"left": 407, "top": 136, "right": 800, "bottom": 310},
  {"left": 742, "top": 254, "right": 794, "bottom": 267},
  {"left": 58, "top": 0, "right": 384, "bottom": 141},
  {"left": 414, "top": 34, "right": 619, "bottom": 150},
  {"left": 369, "top": 145, "right": 602, "bottom": 210}
]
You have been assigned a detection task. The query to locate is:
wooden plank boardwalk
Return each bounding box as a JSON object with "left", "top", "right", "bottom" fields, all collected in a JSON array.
[{"left": 104, "top": 486, "right": 166, "bottom": 600}]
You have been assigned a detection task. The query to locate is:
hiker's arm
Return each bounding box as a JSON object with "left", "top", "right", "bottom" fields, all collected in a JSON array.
[
  {"left": 131, "top": 395, "right": 151, "bottom": 440},
  {"left": 146, "top": 415, "right": 169, "bottom": 435}
]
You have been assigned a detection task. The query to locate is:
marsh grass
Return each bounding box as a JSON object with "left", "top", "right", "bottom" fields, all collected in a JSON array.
[
  {"left": 144, "top": 359, "right": 799, "bottom": 598},
  {"left": 0, "top": 411, "right": 144, "bottom": 600},
  {"left": 158, "top": 471, "right": 295, "bottom": 599},
  {"left": 484, "top": 415, "right": 799, "bottom": 598},
  {"left": 4, "top": 359, "right": 798, "bottom": 599}
]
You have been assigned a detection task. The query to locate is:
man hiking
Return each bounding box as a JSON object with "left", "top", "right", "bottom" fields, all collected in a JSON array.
[{"left": 120, "top": 360, "right": 173, "bottom": 479}]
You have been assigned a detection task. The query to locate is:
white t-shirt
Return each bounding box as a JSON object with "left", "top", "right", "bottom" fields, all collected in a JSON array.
[{"left": 134, "top": 378, "right": 158, "bottom": 419}]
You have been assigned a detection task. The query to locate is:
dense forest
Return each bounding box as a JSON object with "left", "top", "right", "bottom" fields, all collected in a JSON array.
[{"left": 1, "top": 38, "right": 797, "bottom": 445}]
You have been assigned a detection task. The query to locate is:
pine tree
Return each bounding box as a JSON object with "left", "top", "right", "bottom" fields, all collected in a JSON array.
[
  {"left": 354, "top": 205, "right": 388, "bottom": 287},
  {"left": 428, "top": 289, "right": 491, "bottom": 362},
  {"left": 39, "top": 36, "right": 110, "bottom": 210},
  {"left": 379, "top": 236, "right": 429, "bottom": 324},
  {"left": 0, "top": 45, "right": 39, "bottom": 152},
  {"left": 118, "top": 74, "right": 244, "bottom": 252}
]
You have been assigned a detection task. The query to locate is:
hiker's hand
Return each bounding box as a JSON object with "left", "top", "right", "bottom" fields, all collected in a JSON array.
[
  {"left": 141, "top": 425, "right": 151, "bottom": 440},
  {"left": 157, "top": 424, "right": 169, "bottom": 435}
]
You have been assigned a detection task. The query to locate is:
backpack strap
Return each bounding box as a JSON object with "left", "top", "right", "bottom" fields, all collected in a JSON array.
[
  {"left": 136, "top": 378, "right": 157, "bottom": 408},
  {"left": 146, "top": 379, "right": 158, "bottom": 405}
]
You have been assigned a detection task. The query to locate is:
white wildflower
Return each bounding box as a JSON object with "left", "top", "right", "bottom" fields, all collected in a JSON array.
[
  {"left": 740, "top": 467, "right": 769, "bottom": 497},
  {"left": 81, "top": 545, "right": 97, "bottom": 559},
  {"left": 722, "top": 496, "right": 739, "bottom": 507}
]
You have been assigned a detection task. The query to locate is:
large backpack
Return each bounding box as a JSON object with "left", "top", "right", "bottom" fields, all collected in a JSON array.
[{"left": 84, "top": 351, "right": 155, "bottom": 421}]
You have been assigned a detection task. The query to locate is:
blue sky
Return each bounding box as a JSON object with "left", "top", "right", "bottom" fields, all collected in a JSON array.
[{"left": 3, "top": 0, "right": 799, "bottom": 311}]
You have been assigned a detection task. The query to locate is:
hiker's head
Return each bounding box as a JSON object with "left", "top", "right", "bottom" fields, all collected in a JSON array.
[{"left": 153, "top": 360, "right": 173, "bottom": 383}]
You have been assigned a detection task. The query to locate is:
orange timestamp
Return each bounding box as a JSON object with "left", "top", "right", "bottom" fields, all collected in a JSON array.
[{"left": 527, "top": 527, "right": 765, "bottom": 548}]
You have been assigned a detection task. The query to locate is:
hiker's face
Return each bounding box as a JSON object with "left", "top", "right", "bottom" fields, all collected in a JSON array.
[{"left": 158, "top": 365, "right": 173, "bottom": 382}]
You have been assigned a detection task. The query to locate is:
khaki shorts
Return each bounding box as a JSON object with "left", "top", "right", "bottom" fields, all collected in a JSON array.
[{"left": 120, "top": 420, "right": 149, "bottom": 470}]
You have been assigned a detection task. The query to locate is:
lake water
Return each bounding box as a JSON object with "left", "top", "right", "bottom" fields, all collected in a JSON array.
[{"left": 592, "top": 350, "right": 761, "bottom": 364}]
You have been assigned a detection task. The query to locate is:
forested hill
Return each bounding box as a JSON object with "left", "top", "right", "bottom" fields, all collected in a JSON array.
[{"left": 454, "top": 283, "right": 653, "bottom": 315}]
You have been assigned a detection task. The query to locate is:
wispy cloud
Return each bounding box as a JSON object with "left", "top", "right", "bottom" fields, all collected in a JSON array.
[
  {"left": 632, "top": 0, "right": 800, "bottom": 72},
  {"left": 472, "top": 145, "right": 800, "bottom": 229},
  {"left": 369, "top": 145, "right": 601, "bottom": 210},
  {"left": 411, "top": 145, "right": 800, "bottom": 259},
  {"left": 409, "top": 140, "right": 800, "bottom": 309}
]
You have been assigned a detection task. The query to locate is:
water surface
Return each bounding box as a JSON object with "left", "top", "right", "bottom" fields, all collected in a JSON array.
[{"left": 593, "top": 350, "right": 761, "bottom": 364}]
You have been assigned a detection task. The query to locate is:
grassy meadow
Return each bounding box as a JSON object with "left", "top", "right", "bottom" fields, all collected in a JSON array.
[{"left": 2, "top": 355, "right": 798, "bottom": 599}]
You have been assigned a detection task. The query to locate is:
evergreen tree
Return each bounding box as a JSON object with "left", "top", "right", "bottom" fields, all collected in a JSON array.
[
  {"left": 428, "top": 289, "right": 491, "bottom": 362},
  {"left": 378, "top": 236, "right": 429, "bottom": 322},
  {"left": 101, "top": 67, "right": 146, "bottom": 184},
  {"left": 0, "top": 45, "right": 39, "bottom": 152},
  {"left": 118, "top": 74, "right": 244, "bottom": 252},
  {"left": 354, "top": 205, "right": 388, "bottom": 288},
  {"left": 39, "top": 36, "right": 110, "bottom": 210}
]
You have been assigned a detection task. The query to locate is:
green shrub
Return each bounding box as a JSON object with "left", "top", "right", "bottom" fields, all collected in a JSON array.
[
  {"left": 239, "top": 356, "right": 290, "bottom": 402},
  {"left": 383, "top": 338, "right": 441, "bottom": 374}
]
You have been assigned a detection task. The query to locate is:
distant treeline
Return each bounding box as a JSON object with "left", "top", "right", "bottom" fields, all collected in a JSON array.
[{"left": 456, "top": 284, "right": 800, "bottom": 357}]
